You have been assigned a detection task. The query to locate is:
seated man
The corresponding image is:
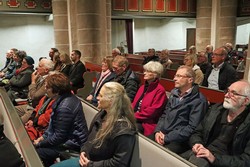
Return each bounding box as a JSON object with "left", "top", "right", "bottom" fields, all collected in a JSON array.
[
  {"left": 202, "top": 46, "right": 237, "bottom": 91},
  {"left": 69, "top": 50, "right": 86, "bottom": 93},
  {"left": 112, "top": 55, "right": 140, "bottom": 102},
  {"left": 152, "top": 66, "right": 208, "bottom": 154},
  {"left": 15, "top": 58, "right": 54, "bottom": 123},
  {"left": 33, "top": 73, "right": 88, "bottom": 167},
  {"left": 181, "top": 80, "right": 250, "bottom": 167},
  {"left": 142, "top": 48, "right": 159, "bottom": 65}
]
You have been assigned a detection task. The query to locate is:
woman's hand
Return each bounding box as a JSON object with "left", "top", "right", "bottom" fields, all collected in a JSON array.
[
  {"left": 33, "top": 136, "right": 44, "bottom": 146},
  {"left": 79, "top": 152, "right": 90, "bottom": 167}
]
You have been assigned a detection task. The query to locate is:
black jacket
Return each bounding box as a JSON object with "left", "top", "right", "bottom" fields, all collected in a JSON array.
[
  {"left": 114, "top": 68, "right": 140, "bottom": 102},
  {"left": 0, "top": 125, "right": 25, "bottom": 167},
  {"left": 189, "top": 103, "right": 250, "bottom": 167},
  {"left": 81, "top": 110, "right": 137, "bottom": 167},
  {"left": 69, "top": 61, "right": 86, "bottom": 92},
  {"left": 202, "top": 62, "right": 237, "bottom": 90}
]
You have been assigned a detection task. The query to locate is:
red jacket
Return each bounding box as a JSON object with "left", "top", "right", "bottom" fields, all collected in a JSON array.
[
  {"left": 33, "top": 96, "right": 55, "bottom": 127},
  {"left": 132, "top": 79, "right": 167, "bottom": 136}
]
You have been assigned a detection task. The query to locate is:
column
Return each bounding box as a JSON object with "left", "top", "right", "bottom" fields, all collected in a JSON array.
[
  {"left": 52, "top": 0, "right": 111, "bottom": 64},
  {"left": 196, "top": 0, "right": 237, "bottom": 51},
  {"left": 52, "top": 0, "right": 70, "bottom": 54}
]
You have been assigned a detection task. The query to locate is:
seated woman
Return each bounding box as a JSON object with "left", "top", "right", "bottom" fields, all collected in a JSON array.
[
  {"left": 24, "top": 95, "right": 55, "bottom": 141},
  {"left": 59, "top": 53, "right": 72, "bottom": 76},
  {"left": 86, "top": 56, "right": 115, "bottom": 106},
  {"left": 51, "top": 82, "right": 137, "bottom": 167},
  {"left": 53, "top": 51, "right": 62, "bottom": 71},
  {"left": 132, "top": 61, "right": 167, "bottom": 136},
  {"left": 7, "top": 56, "right": 35, "bottom": 103},
  {"left": 33, "top": 73, "right": 88, "bottom": 167},
  {"left": 183, "top": 53, "right": 204, "bottom": 85}
]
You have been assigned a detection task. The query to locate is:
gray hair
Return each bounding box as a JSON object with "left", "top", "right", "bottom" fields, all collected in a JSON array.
[
  {"left": 143, "top": 61, "right": 164, "bottom": 78},
  {"left": 177, "top": 65, "right": 196, "bottom": 82},
  {"left": 40, "top": 58, "right": 54, "bottom": 71}
]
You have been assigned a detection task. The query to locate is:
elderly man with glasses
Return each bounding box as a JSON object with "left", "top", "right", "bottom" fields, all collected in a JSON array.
[
  {"left": 152, "top": 65, "right": 208, "bottom": 154},
  {"left": 202, "top": 46, "right": 237, "bottom": 91},
  {"left": 181, "top": 80, "right": 250, "bottom": 167}
]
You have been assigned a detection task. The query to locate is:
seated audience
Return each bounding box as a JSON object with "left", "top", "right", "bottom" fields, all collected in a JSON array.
[
  {"left": 132, "top": 61, "right": 167, "bottom": 136},
  {"left": 25, "top": 95, "right": 55, "bottom": 141},
  {"left": 113, "top": 55, "right": 140, "bottom": 102},
  {"left": 86, "top": 56, "right": 115, "bottom": 106},
  {"left": 142, "top": 48, "right": 159, "bottom": 65},
  {"left": 112, "top": 47, "right": 121, "bottom": 57},
  {"left": 49, "top": 48, "right": 59, "bottom": 60},
  {"left": 0, "top": 49, "right": 15, "bottom": 72},
  {"left": 159, "top": 49, "right": 173, "bottom": 78},
  {"left": 7, "top": 56, "right": 35, "bottom": 103},
  {"left": 181, "top": 80, "right": 250, "bottom": 167},
  {"left": 202, "top": 46, "right": 237, "bottom": 91},
  {"left": 53, "top": 51, "right": 62, "bottom": 71},
  {"left": 152, "top": 66, "right": 208, "bottom": 154},
  {"left": 51, "top": 82, "right": 137, "bottom": 167},
  {"left": 224, "top": 42, "right": 237, "bottom": 64},
  {"left": 236, "top": 50, "right": 247, "bottom": 72},
  {"left": 183, "top": 53, "right": 204, "bottom": 85},
  {"left": 197, "top": 51, "right": 211, "bottom": 74},
  {"left": 15, "top": 59, "right": 54, "bottom": 123},
  {"left": 0, "top": 112, "right": 25, "bottom": 167},
  {"left": 69, "top": 50, "right": 86, "bottom": 93},
  {"left": 0, "top": 50, "right": 25, "bottom": 86},
  {"left": 205, "top": 45, "right": 213, "bottom": 63},
  {"left": 188, "top": 45, "right": 197, "bottom": 55},
  {"left": 33, "top": 73, "right": 88, "bottom": 167},
  {"left": 59, "top": 53, "right": 72, "bottom": 76}
]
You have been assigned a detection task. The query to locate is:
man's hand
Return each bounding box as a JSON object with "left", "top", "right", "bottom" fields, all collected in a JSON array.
[
  {"left": 192, "top": 143, "right": 205, "bottom": 154},
  {"left": 31, "top": 70, "right": 39, "bottom": 84},
  {"left": 196, "top": 147, "right": 215, "bottom": 163},
  {"left": 155, "top": 131, "right": 165, "bottom": 145}
]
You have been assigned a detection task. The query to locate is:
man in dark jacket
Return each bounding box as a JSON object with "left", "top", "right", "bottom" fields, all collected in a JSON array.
[
  {"left": 153, "top": 66, "right": 208, "bottom": 154},
  {"left": 202, "top": 46, "right": 237, "bottom": 91},
  {"left": 142, "top": 48, "right": 159, "bottom": 65},
  {"left": 181, "top": 80, "right": 250, "bottom": 167},
  {"left": 112, "top": 55, "right": 140, "bottom": 102},
  {"left": 69, "top": 50, "right": 86, "bottom": 93}
]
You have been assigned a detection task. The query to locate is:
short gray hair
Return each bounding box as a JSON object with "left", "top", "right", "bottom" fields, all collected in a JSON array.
[
  {"left": 41, "top": 59, "right": 54, "bottom": 71},
  {"left": 143, "top": 61, "right": 163, "bottom": 78}
]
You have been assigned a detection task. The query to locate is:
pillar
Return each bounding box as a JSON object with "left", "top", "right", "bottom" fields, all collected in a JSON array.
[
  {"left": 196, "top": 0, "right": 237, "bottom": 51},
  {"left": 52, "top": 0, "right": 111, "bottom": 64}
]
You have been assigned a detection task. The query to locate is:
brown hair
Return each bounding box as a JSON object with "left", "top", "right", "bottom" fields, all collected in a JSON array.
[{"left": 45, "top": 73, "right": 71, "bottom": 95}]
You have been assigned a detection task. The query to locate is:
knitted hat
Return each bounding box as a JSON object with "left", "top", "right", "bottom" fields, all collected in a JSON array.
[{"left": 24, "top": 56, "right": 35, "bottom": 65}]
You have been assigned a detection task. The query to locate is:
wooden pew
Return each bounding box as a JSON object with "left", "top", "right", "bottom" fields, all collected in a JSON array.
[
  {"left": 136, "top": 72, "right": 224, "bottom": 103},
  {"left": 80, "top": 99, "right": 196, "bottom": 167},
  {"left": 84, "top": 62, "right": 225, "bottom": 104},
  {"left": 0, "top": 88, "right": 44, "bottom": 166},
  {"left": 85, "top": 61, "right": 102, "bottom": 72}
]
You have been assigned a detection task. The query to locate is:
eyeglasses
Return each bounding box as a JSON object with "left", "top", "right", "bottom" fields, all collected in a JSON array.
[
  {"left": 224, "top": 89, "right": 248, "bottom": 98},
  {"left": 174, "top": 74, "right": 191, "bottom": 78}
]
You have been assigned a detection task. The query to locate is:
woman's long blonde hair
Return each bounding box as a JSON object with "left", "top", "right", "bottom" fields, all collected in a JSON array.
[{"left": 94, "top": 82, "right": 136, "bottom": 147}]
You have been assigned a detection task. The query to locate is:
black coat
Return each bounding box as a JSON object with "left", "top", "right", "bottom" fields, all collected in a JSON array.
[
  {"left": 0, "top": 125, "right": 25, "bottom": 167},
  {"left": 69, "top": 61, "right": 86, "bottom": 92},
  {"left": 81, "top": 110, "right": 137, "bottom": 167},
  {"left": 202, "top": 62, "right": 237, "bottom": 90},
  {"left": 189, "top": 103, "right": 250, "bottom": 167}
]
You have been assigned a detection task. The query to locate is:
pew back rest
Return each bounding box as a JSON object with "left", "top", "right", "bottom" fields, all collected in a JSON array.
[{"left": 80, "top": 99, "right": 196, "bottom": 167}]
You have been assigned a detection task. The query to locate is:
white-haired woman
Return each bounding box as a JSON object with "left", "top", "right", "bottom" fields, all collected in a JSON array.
[
  {"left": 51, "top": 82, "right": 137, "bottom": 167},
  {"left": 132, "top": 61, "right": 167, "bottom": 136}
]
